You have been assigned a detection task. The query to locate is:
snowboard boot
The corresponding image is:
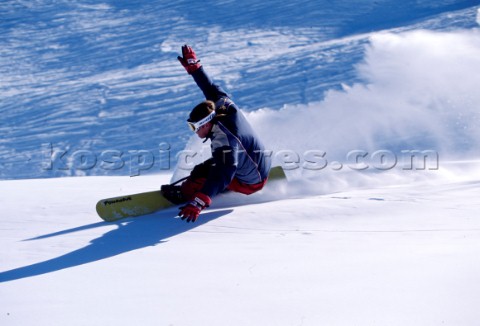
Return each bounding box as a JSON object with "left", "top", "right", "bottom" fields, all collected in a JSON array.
[
  {"left": 162, "top": 160, "right": 211, "bottom": 205},
  {"left": 161, "top": 176, "right": 207, "bottom": 205}
]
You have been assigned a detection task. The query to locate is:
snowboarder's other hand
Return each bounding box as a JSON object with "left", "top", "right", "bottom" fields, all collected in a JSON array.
[
  {"left": 177, "top": 44, "right": 201, "bottom": 74},
  {"left": 178, "top": 192, "right": 211, "bottom": 222}
]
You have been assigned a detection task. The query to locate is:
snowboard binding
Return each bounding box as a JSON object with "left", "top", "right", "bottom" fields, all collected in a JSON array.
[
  {"left": 161, "top": 175, "right": 208, "bottom": 205},
  {"left": 161, "top": 176, "right": 188, "bottom": 205}
]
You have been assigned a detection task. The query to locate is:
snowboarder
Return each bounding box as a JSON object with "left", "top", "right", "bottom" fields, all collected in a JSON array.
[{"left": 161, "top": 45, "right": 271, "bottom": 222}]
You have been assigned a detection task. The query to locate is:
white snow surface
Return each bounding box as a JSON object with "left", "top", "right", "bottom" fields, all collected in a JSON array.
[{"left": 1, "top": 167, "right": 480, "bottom": 326}]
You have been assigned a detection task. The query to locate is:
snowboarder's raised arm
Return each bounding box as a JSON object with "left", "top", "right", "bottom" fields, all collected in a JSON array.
[{"left": 177, "top": 44, "right": 229, "bottom": 102}]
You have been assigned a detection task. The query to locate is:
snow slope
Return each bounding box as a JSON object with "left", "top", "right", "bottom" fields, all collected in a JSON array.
[
  {"left": 2, "top": 1, "right": 480, "bottom": 179},
  {"left": 1, "top": 168, "right": 480, "bottom": 326},
  {"left": 2, "top": 1, "right": 480, "bottom": 325}
]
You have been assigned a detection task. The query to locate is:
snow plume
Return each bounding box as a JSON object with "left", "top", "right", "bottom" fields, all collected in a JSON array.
[
  {"left": 247, "top": 29, "right": 480, "bottom": 190},
  {"left": 177, "top": 28, "right": 480, "bottom": 196}
]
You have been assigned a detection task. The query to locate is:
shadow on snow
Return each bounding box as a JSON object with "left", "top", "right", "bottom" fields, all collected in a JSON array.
[{"left": 0, "top": 208, "right": 233, "bottom": 283}]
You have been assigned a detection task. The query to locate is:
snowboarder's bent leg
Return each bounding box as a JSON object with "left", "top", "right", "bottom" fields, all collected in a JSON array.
[{"left": 179, "top": 158, "right": 214, "bottom": 201}]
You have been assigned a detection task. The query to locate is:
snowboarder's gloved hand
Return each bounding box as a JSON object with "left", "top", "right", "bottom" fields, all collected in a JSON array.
[
  {"left": 178, "top": 192, "right": 211, "bottom": 222},
  {"left": 177, "top": 44, "right": 201, "bottom": 74}
]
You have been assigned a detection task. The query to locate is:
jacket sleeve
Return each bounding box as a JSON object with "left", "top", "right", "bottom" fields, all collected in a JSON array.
[{"left": 191, "top": 66, "right": 230, "bottom": 102}]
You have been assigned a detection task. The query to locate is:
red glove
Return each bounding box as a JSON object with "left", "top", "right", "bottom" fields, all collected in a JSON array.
[
  {"left": 178, "top": 192, "right": 211, "bottom": 222},
  {"left": 177, "top": 44, "right": 202, "bottom": 74}
]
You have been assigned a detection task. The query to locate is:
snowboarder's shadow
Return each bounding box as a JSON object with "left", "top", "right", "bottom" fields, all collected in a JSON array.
[{"left": 0, "top": 208, "right": 233, "bottom": 283}]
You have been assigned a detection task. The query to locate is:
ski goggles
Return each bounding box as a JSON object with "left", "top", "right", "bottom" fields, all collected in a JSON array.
[{"left": 187, "top": 111, "right": 216, "bottom": 132}]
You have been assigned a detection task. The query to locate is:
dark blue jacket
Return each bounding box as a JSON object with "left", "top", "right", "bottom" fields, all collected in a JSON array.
[{"left": 191, "top": 67, "right": 271, "bottom": 197}]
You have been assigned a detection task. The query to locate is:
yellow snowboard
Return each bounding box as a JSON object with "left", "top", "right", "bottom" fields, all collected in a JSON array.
[{"left": 96, "top": 166, "right": 286, "bottom": 222}]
